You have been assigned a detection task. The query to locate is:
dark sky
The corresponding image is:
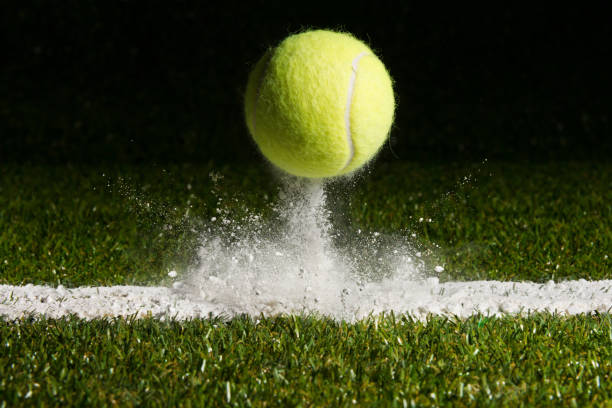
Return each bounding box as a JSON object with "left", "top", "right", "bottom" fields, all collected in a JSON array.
[{"left": 2, "top": 2, "right": 610, "bottom": 163}]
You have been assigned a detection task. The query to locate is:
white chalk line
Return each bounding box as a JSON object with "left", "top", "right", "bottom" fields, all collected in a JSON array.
[{"left": 1, "top": 279, "right": 610, "bottom": 322}]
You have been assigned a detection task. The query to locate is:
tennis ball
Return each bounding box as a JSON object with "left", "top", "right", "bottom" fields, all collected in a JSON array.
[{"left": 245, "top": 30, "right": 395, "bottom": 178}]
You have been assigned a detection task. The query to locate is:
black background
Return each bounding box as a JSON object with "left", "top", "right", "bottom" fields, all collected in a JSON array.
[{"left": 2, "top": 1, "right": 610, "bottom": 164}]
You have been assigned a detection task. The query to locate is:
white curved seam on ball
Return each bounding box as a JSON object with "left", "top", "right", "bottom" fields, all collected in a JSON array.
[
  {"left": 342, "top": 51, "right": 370, "bottom": 171},
  {"left": 252, "top": 51, "right": 273, "bottom": 136}
]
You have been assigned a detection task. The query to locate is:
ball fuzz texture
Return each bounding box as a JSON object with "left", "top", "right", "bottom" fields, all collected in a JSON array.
[{"left": 245, "top": 30, "right": 395, "bottom": 178}]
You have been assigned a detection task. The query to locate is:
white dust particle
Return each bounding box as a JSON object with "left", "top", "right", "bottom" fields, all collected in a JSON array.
[{"left": 1, "top": 178, "right": 610, "bottom": 322}]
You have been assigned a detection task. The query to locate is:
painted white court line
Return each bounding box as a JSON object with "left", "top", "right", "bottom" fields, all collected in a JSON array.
[{"left": 1, "top": 279, "right": 610, "bottom": 322}]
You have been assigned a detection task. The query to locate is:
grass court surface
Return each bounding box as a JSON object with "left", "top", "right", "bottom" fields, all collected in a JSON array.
[{"left": 0, "top": 161, "right": 610, "bottom": 406}]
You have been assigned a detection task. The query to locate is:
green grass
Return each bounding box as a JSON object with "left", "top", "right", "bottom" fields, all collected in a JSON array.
[
  {"left": 357, "top": 161, "right": 611, "bottom": 282},
  {"left": 0, "top": 161, "right": 609, "bottom": 286},
  {"left": 1, "top": 314, "right": 610, "bottom": 406},
  {"left": 1, "top": 161, "right": 611, "bottom": 406}
]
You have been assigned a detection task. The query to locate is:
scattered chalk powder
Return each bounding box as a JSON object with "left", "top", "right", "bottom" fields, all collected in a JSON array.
[{"left": 1, "top": 179, "right": 610, "bottom": 322}]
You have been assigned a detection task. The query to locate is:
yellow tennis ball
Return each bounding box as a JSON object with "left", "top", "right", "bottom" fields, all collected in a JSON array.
[{"left": 245, "top": 30, "right": 395, "bottom": 178}]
